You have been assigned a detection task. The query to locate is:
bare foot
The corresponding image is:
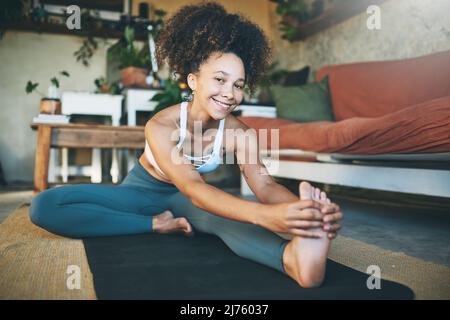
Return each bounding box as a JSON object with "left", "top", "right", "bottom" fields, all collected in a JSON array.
[
  {"left": 152, "top": 210, "right": 194, "bottom": 237},
  {"left": 283, "top": 182, "right": 331, "bottom": 288}
]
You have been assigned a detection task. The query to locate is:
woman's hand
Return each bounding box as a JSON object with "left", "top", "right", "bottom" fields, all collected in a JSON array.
[
  {"left": 322, "top": 204, "right": 343, "bottom": 239},
  {"left": 257, "top": 200, "right": 336, "bottom": 238}
]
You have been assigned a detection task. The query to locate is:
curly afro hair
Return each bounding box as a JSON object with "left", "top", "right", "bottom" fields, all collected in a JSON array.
[{"left": 155, "top": 2, "right": 272, "bottom": 94}]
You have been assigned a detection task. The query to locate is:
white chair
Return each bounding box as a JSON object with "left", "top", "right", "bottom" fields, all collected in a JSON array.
[{"left": 48, "top": 92, "right": 124, "bottom": 184}]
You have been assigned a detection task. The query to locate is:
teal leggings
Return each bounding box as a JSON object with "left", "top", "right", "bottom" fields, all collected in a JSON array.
[{"left": 30, "top": 161, "right": 289, "bottom": 274}]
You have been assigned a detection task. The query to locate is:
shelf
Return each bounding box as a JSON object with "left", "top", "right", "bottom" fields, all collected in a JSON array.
[
  {"left": 5, "top": 21, "right": 147, "bottom": 41},
  {"left": 41, "top": 0, "right": 123, "bottom": 12},
  {"left": 286, "top": 0, "right": 386, "bottom": 41}
]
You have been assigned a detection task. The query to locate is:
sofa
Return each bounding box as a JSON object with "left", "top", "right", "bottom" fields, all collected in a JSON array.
[{"left": 237, "top": 50, "right": 450, "bottom": 197}]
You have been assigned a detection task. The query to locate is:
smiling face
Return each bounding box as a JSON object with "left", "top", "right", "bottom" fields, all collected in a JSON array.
[{"left": 187, "top": 51, "right": 246, "bottom": 120}]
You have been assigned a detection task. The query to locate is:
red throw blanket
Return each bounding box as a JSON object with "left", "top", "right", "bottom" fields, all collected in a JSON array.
[{"left": 238, "top": 96, "right": 450, "bottom": 154}]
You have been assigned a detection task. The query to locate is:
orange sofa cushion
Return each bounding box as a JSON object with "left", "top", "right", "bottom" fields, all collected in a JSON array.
[{"left": 317, "top": 50, "right": 450, "bottom": 121}]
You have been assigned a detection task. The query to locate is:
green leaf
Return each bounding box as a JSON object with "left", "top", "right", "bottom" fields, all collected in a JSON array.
[
  {"left": 51, "top": 77, "right": 59, "bottom": 88},
  {"left": 60, "top": 71, "right": 70, "bottom": 77},
  {"left": 124, "top": 26, "right": 135, "bottom": 44},
  {"left": 147, "top": 80, "right": 184, "bottom": 117},
  {"left": 26, "top": 81, "right": 39, "bottom": 94},
  {"left": 150, "top": 93, "right": 166, "bottom": 101},
  {"left": 276, "top": 6, "right": 288, "bottom": 15}
]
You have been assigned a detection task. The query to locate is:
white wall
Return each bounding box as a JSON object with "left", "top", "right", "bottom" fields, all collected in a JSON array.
[{"left": 0, "top": 31, "right": 113, "bottom": 183}]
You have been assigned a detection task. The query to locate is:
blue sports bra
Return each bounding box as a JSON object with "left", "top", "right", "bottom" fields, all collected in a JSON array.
[{"left": 145, "top": 101, "right": 225, "bottom": 177}]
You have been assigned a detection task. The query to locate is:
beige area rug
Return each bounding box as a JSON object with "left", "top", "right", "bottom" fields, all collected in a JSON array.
[
  {"left": 328, "top": 236, "right": 450, "bottom": 300},
  {"left": 0, "top": 205, "right": 96, "bottom": 299},
  {"left": 1, "top": 205, "right": 449, "bottom": 300}
]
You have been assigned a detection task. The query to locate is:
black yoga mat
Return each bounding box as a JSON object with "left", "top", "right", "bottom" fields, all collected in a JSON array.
[{"left": 83, "top": 233, "right": 414, "bottom": 300}]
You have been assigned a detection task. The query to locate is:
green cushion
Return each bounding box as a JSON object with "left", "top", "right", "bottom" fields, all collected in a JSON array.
[{"left": 270, "top": 76, "right": 335, "bottom": 123}]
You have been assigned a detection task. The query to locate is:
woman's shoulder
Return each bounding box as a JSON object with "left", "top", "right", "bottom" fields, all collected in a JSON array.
[
  {"left": 145, "top": 103, "right": 182, "bottom": 129},
  {"left": 144, "top": 103, "right": 183, "bottom": 147}
]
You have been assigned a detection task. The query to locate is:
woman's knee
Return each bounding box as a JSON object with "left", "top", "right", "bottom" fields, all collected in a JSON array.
[{"left": 29, "top": 188, "right": 60, "bottom": 229}]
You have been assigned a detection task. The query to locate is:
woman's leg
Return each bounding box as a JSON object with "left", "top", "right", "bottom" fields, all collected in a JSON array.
[
  {"left": 168, "top": 184, "right": 332, "bottom": 288},
  {"left": 30, "top": 184, "right": 165, "bottom": 238},
  {"left": 168, "top": 191, "right": 289, "bottom": 274},
  {"left": 30, "top": 184, "right": 173, "bottom": 238}
]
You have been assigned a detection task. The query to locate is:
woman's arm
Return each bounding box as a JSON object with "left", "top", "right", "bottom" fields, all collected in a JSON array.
[
  {"left": 258, "top": 181, "right": 299, "bottom": 204},
  {"left": 240, "top": 157, "right": 299, "bottom": 204},
  {"left": 146, "top": 118, "right": 326, "bottom": 236},
  {"left": 188, "top": 181, "right": 272, "bottom": 224},
  {"left": 231, "top": 115, "right": 343, "bottom": 236},
  {"left": 230, "top": 116, "right": 298, "bottom": 204},
  {"left": 146, "top": 118, "right": 268, "bottom": 225}
]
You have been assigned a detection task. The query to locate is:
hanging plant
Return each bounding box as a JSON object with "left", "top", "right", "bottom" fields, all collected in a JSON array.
[
  {"left": 270, "top": 0, "right": 326, "bottom": 41},
  {"left": 73, "top": 9, "right": 111, "bottom": 67},
  {"left": 74, "top": 8, "right": 166, "bottom": 68}
]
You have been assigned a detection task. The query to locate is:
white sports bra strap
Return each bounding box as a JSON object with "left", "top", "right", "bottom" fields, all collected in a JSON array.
[
  {"left": 176, "top": 101, "right": 225, "bottom": 158},
  {"left": 212, "top": 118, "right": 225, "bottom": 155},
  {"left": 176, "top": 101, "right": 188, "bottom": 149}
]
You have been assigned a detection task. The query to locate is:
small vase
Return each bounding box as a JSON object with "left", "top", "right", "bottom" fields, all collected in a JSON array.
[{"left": 39, "top": 98, "right": 62, "bottom": 114}]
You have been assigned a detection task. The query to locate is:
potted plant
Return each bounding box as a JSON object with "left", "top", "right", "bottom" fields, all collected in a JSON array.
[
  {"left": 108, "top": 26, "right": 152, "bottom": 88},
  {"left": 94, "top": 77, "right": 121, "bottom": 95},
  {"left": 107, "top": 6, "right": 166, "bottom": 89},
  {"left": 25, "top": 70, "right": 70, "bottom": 114}
]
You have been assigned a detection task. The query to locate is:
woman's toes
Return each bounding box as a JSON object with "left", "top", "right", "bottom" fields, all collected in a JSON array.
[
  {"left": 314, "top": 188, "right": 321, "bottom": 201},
  {"left": 177, "top": 217, "right": 194, "bottom": 236},
  {"left": 299, "top": 181, "right": 313, "bottom": 200},
  {"left": 184, "top": 222, "right": 194, "bottom": 236},
  {"left": 176, "top": 217, "right": 188, "bottom": 228}
]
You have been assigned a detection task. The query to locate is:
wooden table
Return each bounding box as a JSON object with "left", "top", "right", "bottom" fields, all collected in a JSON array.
[{"left": 31, "top": 123, "right": 145, "bottom": 193}]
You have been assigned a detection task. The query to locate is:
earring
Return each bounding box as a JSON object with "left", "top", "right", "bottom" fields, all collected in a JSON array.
[{"left": 185, "top": 90, "right": 195, "bottom": 102}]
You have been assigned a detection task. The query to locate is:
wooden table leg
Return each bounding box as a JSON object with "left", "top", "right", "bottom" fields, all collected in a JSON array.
[{"left": 34, "top": 125, "right": 51, "bottom": 193}]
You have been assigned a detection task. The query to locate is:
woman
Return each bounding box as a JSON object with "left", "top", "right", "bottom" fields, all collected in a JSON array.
[{"left": 30, "top": 3, "right": 343, "bottom": 288}]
